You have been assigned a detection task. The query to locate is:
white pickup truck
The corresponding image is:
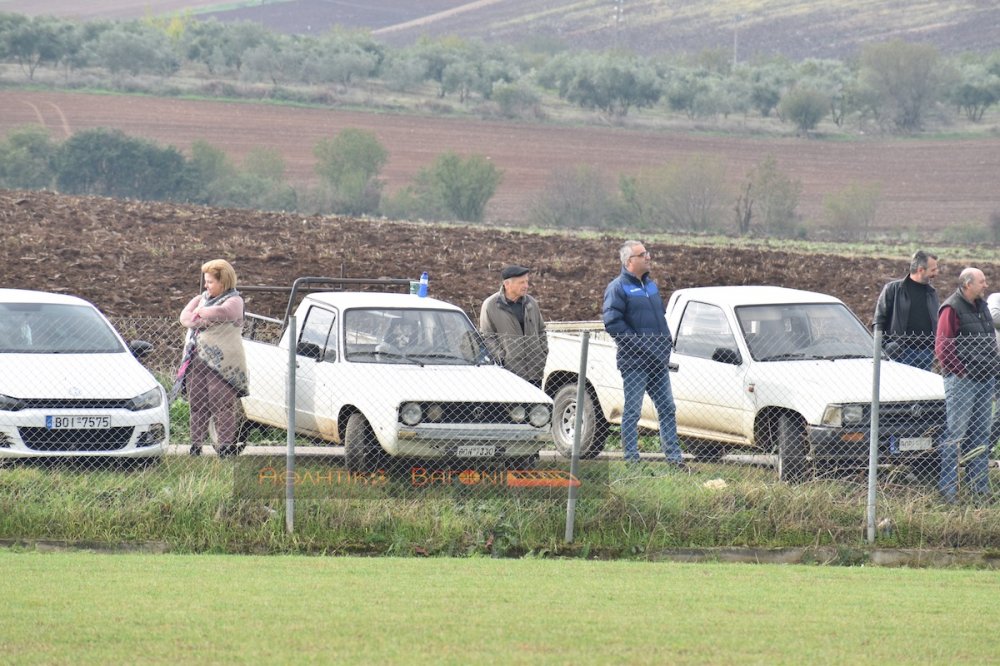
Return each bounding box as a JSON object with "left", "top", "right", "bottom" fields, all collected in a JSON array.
[
  {"left": 240, "top": 278, "right": 552, "bottom": 472},
  {"left": 543, "top": 285, "right": 946, "bottom": 481}
]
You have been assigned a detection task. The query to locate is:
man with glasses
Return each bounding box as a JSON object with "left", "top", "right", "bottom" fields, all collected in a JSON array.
[{"left": 602, "top": 240, "right": 686, "bottom": 472}]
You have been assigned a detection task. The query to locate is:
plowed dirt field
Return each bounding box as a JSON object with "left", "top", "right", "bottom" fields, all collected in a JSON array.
[{"left": 2, "top": 189, "right": 995, "bottom": 330}]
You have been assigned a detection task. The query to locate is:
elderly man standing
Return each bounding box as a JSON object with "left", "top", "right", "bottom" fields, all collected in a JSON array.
[
  {"left": 602, "top": 240, "right": 685, "bottom": 470},
  {"left": 873, "top": 250, "right": 940, "bottom": 371},
  {"left": 480, "top": 265, "right": 548, "bottom": 387},
  {"left": 935, "top": 267, "right": 999, "bottom": 503}
]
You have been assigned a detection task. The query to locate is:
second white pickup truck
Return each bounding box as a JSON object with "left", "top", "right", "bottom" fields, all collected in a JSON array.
[{"left": 543, "top": 285, "right": 946, "bottom": 481}]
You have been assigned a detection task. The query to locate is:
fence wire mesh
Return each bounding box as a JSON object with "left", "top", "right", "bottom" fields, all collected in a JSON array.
[{"left": 2, "top": 310, "right": 999, "bottom": 552}]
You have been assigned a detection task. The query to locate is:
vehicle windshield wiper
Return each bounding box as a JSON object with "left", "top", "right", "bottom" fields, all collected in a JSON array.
[
  {"left": 758, "top": 352, "right": 807, "bottom": 361},
  {"left": 373, "top": 350, "right": 424, "bottom": 366},
  {"left": 411, "top": 352, "right": 471, "bottom": 363}
]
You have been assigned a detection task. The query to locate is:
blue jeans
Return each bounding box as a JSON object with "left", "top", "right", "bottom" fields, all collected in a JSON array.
[
  {"left": 894, "top": 346, "right": 934, "bottom": 373},
  {"left": 620, "top": 365, "right": 683, "bottom": 463},
  {"left": 940, "top": 374, "right": 994, "bottom": 501}
]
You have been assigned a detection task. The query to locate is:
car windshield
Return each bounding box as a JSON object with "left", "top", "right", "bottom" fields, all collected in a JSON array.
[
  {"left": 736, "top": 303, "right": 873, "bottom": 361},
  {"left": 0, "top": 303, "right": 124, "bottom": 354},
  {"left": 343, "top": 307, "right": 487, "bottom": 365}
]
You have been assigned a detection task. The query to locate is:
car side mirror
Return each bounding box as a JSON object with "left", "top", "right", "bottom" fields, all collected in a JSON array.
[
  {"left": 129, "top": 340, "right": 154, "bottom": 360},
  {"left": 296, "top": 341, "right": 322, "bottom": 360},
  {"left": 711, "top": 347, "right": 742, "bottom": 365}
]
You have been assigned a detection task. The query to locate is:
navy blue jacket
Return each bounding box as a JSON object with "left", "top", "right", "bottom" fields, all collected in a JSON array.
[{"left": 602, "top": 268, "right": 673, "bottom": 370}]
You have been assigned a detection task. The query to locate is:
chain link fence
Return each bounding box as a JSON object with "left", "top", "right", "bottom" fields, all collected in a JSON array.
[{"left": 2, "top": 307, "right": 998, "bottom": 552}]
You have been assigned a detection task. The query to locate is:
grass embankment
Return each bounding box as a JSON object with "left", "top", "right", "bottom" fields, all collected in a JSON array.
[
  {"left": 4, "top": 549, "right": 1000, "bottom": 664},
  {"left": 2, "top": 456, "right": 999, "bottom": 556}
]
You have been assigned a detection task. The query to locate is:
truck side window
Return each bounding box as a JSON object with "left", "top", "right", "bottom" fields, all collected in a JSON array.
[
  {"left": 674, "top": 301, "right": 738, "bottom": 361},
  {"left": 300, "top": 306, "right": 337, "bottom": 361}
]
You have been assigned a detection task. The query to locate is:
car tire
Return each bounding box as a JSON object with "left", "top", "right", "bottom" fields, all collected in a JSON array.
[
  {"left": 552, "top": 383, "right": 608, "bottom": 459},
  {"left": 344, "top": 412, "right": 385, "bottom": 473},
  {"left": 776, "top": 412, "right": 811, "bottom": 482}
]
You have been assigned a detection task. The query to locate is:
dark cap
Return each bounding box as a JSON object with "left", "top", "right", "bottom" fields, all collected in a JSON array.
[{"left": 501, "top": 265, "right": 531, "bottom": 280}]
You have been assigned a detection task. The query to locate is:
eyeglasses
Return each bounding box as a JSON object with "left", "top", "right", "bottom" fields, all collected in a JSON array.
[{"left": 629, "top": 251, "right": 651, "bottom": 259}]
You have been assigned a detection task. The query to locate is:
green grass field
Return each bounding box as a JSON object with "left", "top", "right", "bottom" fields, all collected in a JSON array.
[{"left": 4, "top": 549, "right": 1000, "bottom": 664}]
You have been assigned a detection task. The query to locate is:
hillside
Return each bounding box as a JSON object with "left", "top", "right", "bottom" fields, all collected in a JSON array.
[
  {"left": 7, "top": 0, "right": 1000, "bottom": 59},
  {"left": 1, "top": 189, "right": 991, "bottom": 329}
]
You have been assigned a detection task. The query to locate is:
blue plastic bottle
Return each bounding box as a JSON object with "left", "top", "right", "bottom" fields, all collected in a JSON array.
[{"left": 418, "top": 271, "right": 429, "bottom": 297}]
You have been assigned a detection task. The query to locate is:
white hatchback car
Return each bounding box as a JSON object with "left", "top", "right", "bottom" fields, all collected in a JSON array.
[{"left": 0, "top": 289, "right": 169, "bottom": 462}]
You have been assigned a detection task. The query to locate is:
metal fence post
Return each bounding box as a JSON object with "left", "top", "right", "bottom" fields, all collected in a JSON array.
[
  {"left": 565, "top": 331, "right": 590, "bottom": 543},
  {"left": 286, "top": 314, "right": 296, "bottom": 534},
  {"left": 867, "top": 326, "right": 883, "bottom": 544}
]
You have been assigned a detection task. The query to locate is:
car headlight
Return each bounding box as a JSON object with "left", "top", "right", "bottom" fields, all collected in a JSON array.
[
  {"left": 0, "top": 393, "right": 25, "bottom": 411},
  {"left": 129, "top": 387, "right": 163, "bottom": 411},
  {"left": 821, "top": 404, "right": 865, "bottom": 427},
  {"left": 529, "top": 404, "right": 551, "bottom": 428},
  {"left": 509, "top": 405, "right": 527, "bottom": 422},
  {"left": 400, "top": 402, "right": 422, "bottom": 426}
]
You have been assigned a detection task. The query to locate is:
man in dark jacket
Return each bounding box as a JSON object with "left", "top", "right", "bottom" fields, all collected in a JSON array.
[
  {"left": 935, "top": 267, "right": 998, "bottom": 503},
  {"left": 602, "top": 240, "right": 685, "bottom": 469},
  {"left": 480, "top": 265, "right": 547, "bottom": 386},
  {"left": 873, "top": 250, "right": 940, "bottom": 371}
]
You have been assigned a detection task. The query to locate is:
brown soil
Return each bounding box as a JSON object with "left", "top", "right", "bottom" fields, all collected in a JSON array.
[
  {"left": 2, "top": 189, "right": 994, "bottom": 330},
  {"left": 3, "top": 91, "right": 1000, "bottom": 234}
]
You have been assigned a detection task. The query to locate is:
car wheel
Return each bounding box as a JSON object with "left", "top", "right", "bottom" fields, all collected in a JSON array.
[
  {"left": 776, "top": 412, "right": 811, "bottom": 482},
  {"left": 208, "top": 401, "right": 248, "bottom": 457},
  {"left": 344, "top": 412, "right": 385, "bottom": 473},
  {"left": 552, "top": 383, "right": 608, "bottom": 459}
]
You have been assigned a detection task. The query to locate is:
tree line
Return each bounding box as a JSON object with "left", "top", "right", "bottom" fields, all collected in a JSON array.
[
  {"left": 2, "top": 12, "right": 1000, "bottom": 134},
  {"left": 0, "top": 125, "right": 502, "bottom": 223}
]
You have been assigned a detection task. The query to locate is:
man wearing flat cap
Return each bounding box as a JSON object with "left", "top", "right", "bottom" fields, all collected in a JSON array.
[{"left": 480, "top": 265, "right": 548, "bottom": 386}]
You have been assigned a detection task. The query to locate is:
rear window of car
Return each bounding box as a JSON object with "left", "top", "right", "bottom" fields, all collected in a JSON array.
[{"left": 0, "top": 303, "right": 124, "bottom": 354}]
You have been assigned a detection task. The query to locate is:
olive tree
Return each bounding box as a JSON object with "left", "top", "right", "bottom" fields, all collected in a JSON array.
[
  {"left": 528, "top": 165, "right": 618, "bottom": 229},
  {"left": 0, "top": 124, "right": 57, "bottom": 189},
  {"left": 778, "top": 87, "right": 829, "bottom": 133},
  {"left": 53, "top": 127, "right": 192, "bottom": 201},
  {"left": 619, "top": 155, "right": 730, "bottom": 232},
  {"left": 858, "top": 40, "right": 952, "bottom": 132},
  {"left": 313, "top": 128, "right": 388, "bottom": 215},
  {"left": 822, "top": 181, "right": 882, "bottom": 241}
]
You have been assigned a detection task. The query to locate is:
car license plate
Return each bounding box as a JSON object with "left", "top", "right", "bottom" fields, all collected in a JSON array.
[
  {"left": 456, "top": 445, "right": 496, "bottom": 457},
  {"left": 46, "top": 415, "right": 112, "bottom": 430},
  {"left": 899, "top": 437, "right": 933, "bottom": 452}
]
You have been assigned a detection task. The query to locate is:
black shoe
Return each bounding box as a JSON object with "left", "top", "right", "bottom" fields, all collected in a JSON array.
[
  {"left": 668, "top": 460, "right": 690, "bottom": 472},
  {"left": 188, "top": 445, "right": 202, "bottom": 457}
]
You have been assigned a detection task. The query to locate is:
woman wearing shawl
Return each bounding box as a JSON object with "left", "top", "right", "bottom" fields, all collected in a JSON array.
[{"left": 179, "top": 259, "right": 249, "bottom": 457}]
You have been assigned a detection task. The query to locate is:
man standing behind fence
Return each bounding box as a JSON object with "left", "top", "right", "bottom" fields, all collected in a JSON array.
[
  {"left": 935, "top": 267, "right": 998, "bottom": 503},
  {"left": 602, "top": 241, "right": 685, "bottom": 471},
  {"left": 480, "top": 265, "right": 548, "bottom": 387},
  {"left": 873, "top": 250, "right": 940, "bottom": 371}
]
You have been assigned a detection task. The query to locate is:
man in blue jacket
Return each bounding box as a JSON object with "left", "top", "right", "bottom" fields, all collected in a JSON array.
[{"left": 602, "top": 240, "right": 686, "bottom": 470}]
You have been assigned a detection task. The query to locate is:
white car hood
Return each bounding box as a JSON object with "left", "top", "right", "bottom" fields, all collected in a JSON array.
[
  {"left": 0, "top": 353, "right": 159, "bottom": 400},
  {"left": 751, "top": 357, "right": 945, "bottom": 405}
]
